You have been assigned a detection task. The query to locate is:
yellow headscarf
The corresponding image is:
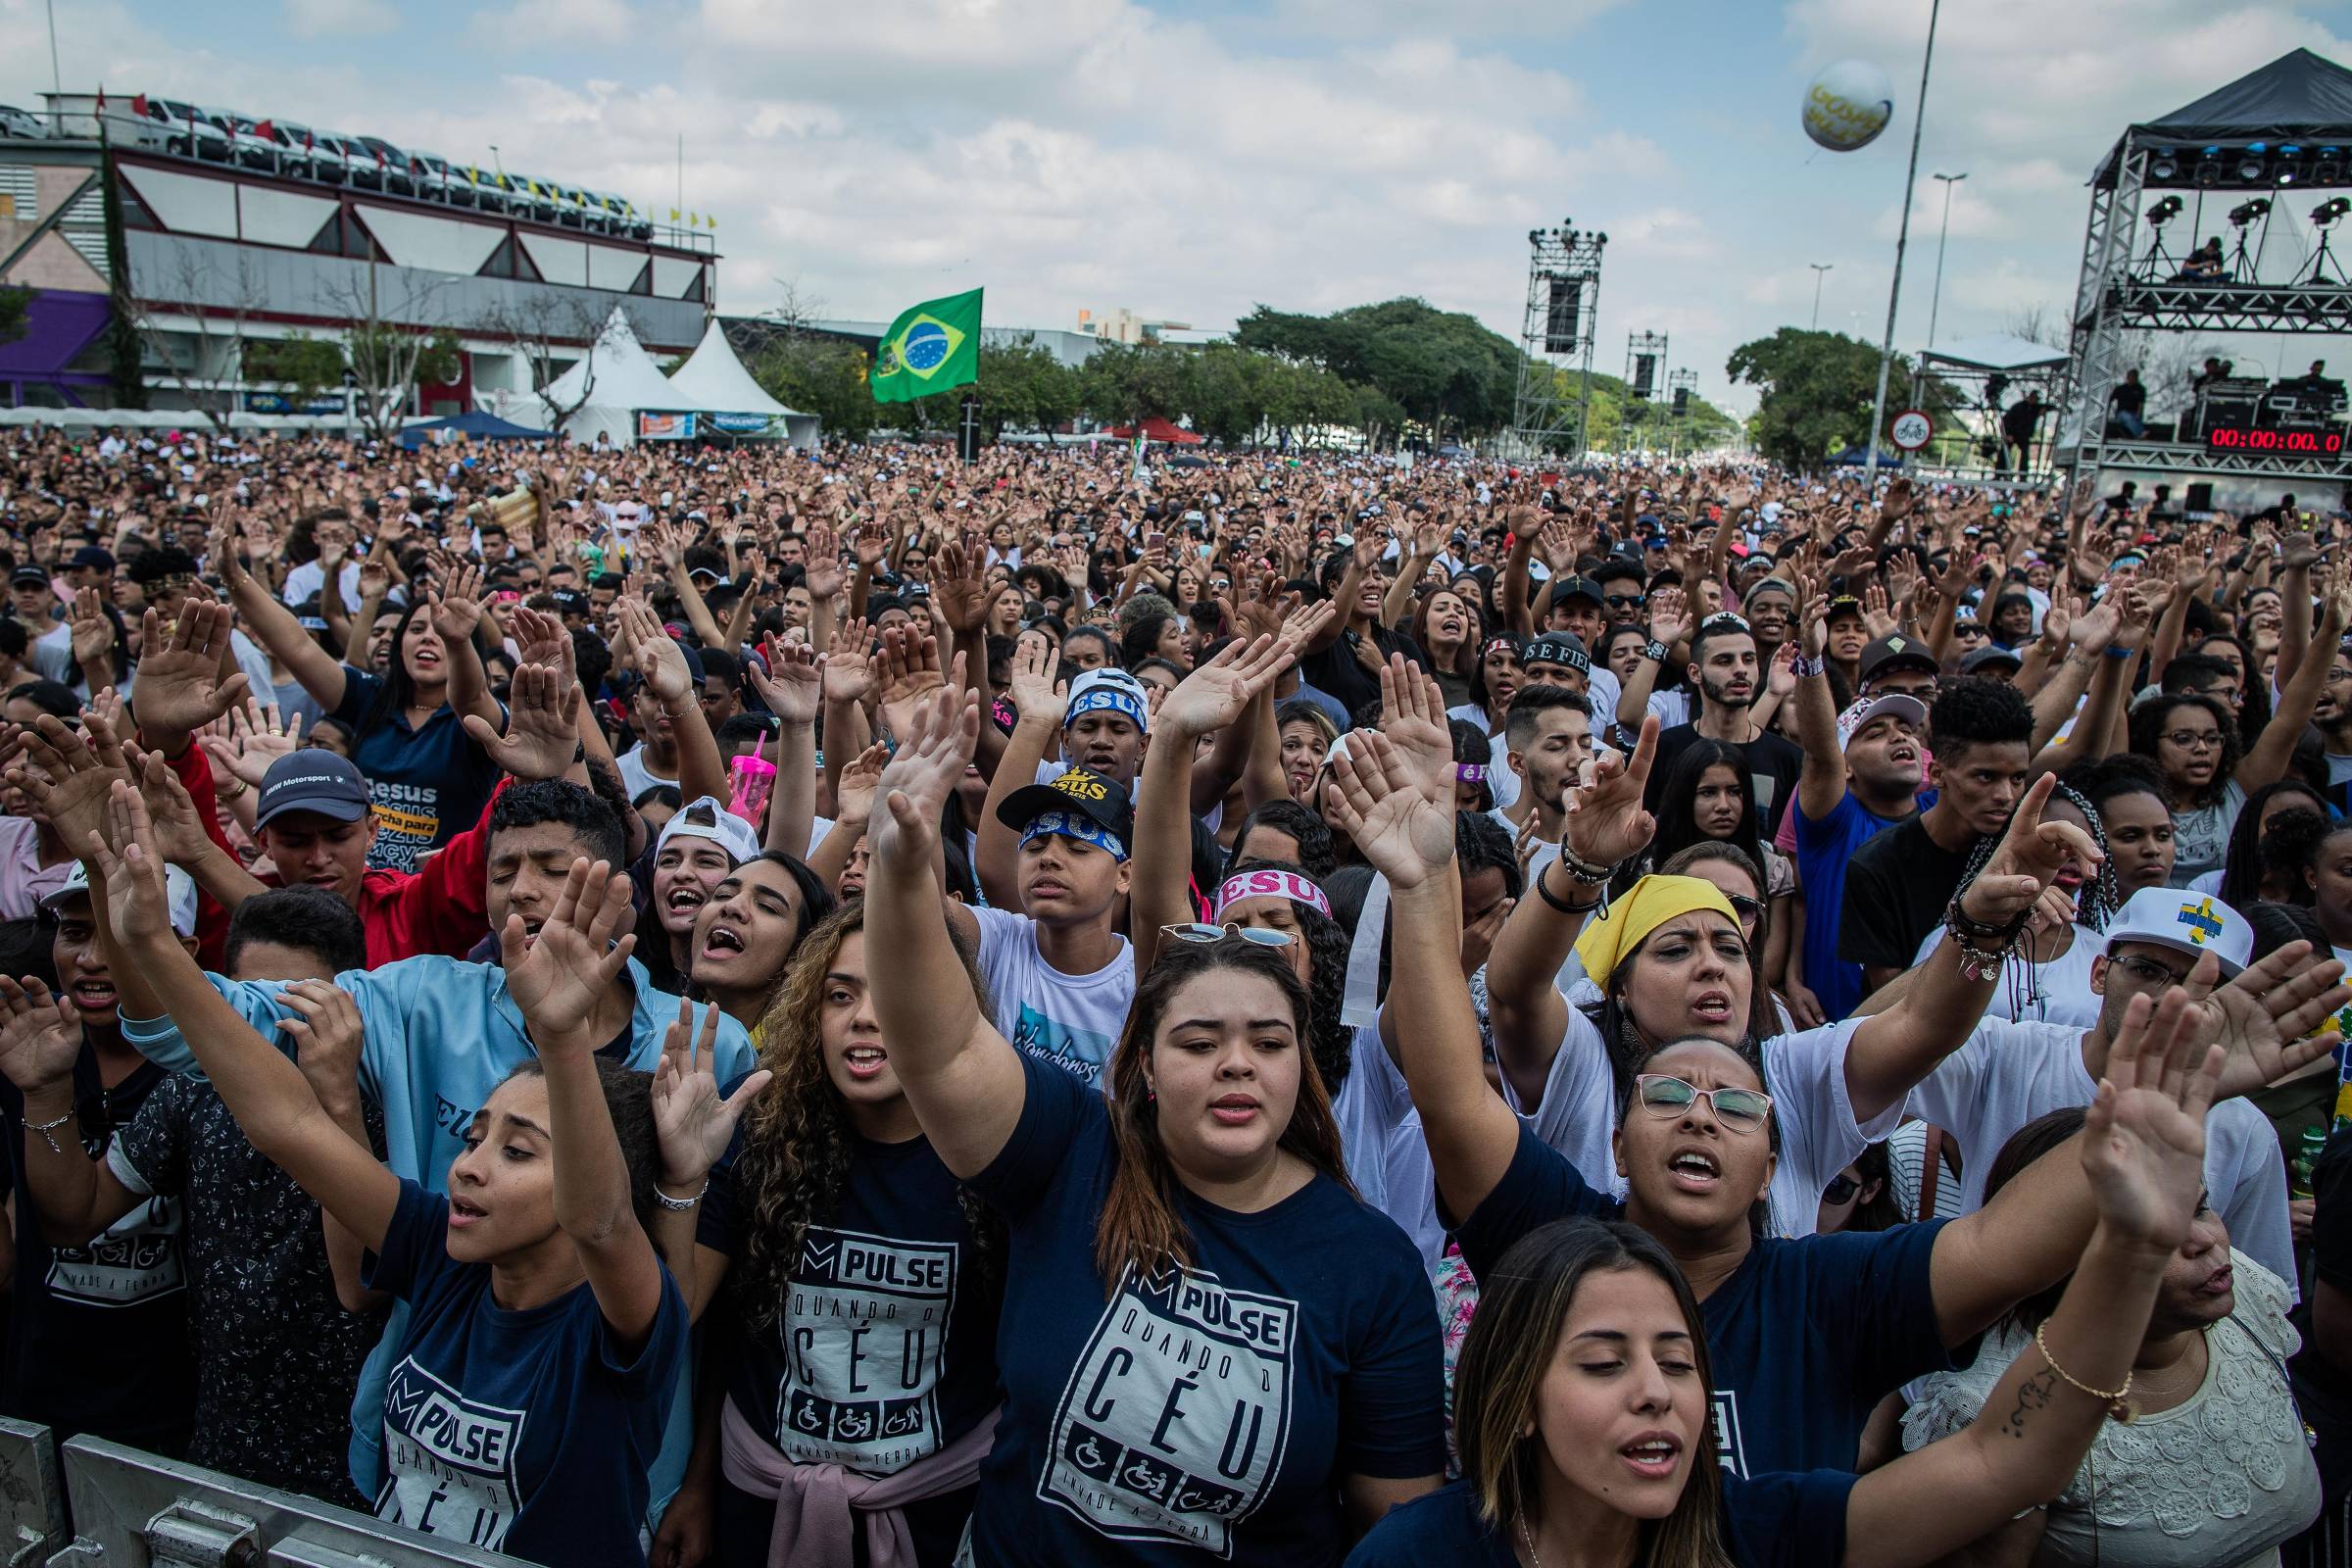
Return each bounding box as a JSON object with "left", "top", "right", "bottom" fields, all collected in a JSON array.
[{"left": 1572, "top": 873, "right": 1739, "bottom": 997}]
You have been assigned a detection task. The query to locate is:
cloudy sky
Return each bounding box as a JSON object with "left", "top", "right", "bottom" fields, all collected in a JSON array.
[{"left": 8, "top": 0, "right": 2352, "bottom": 416}]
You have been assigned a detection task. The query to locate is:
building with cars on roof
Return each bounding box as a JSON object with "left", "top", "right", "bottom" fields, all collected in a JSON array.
[{"left": 0, "top": 91, "right": 718, "bottom": 420}]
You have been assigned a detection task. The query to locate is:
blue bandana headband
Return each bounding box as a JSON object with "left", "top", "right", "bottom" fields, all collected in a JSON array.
[
  {"left": 1022, "top": 808, "right": 1129, "bottom": 861},
  {"left": 1066, "top": 685, "right": 1148, "bottom": 733}
]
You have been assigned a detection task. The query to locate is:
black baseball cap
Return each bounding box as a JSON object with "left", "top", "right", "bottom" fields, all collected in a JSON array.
[
  {"left": 10, "top": 564, "right": 48, "bottom": 588},
  {"left": 1547, "top": 574, "right": 1604, "bottom": 609},
  {"left": 1859, "top": 633, "right": 1940, "bottom": 684},
  {"left": 1824, "top": 595, "right": 1866, "bottom": 624},
  {"left": 1522, "top": 633, "right": 1591, "bottom": 675},
  {"left": 994, "top": 767, "right": 1136, "bottom": 856},
  {"left": 255, "top": 753, "right": 370, "bottom": 831},
  {"left": 549, "top": 587, "right": 589, "bottom": 615}
]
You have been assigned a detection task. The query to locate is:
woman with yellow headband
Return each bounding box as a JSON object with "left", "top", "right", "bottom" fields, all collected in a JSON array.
[{"left": 1327, "top": 670, "right": 2151, "bottom": 1485}]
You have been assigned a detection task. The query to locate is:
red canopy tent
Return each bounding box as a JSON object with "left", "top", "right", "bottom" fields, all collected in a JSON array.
[{"left": 1107, "top": 416, "right": 1203, "bottom": 445}]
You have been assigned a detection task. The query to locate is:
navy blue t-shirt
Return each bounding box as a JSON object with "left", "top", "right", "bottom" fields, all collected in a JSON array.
[
  {"left": 964, "top": 1051, "right": 1446, "bottom": 1565},
  {"left": 697, "top": 1077, "right": 1003, "bottom": 1475},
  {"left": 364, "top": 1180, "right": 688, "bottom": 1564},
  {"left": 1454, "top": 1123, "right": 1957, "bottom": 1476},
  {"left": 332, "top": 664, "right": 503, "bottom": 873},
  {"left": 1793, "top": 790, "right": 1909, "bottom": 1022},
  {"left": 1343, "top": 1471, "right": 1856, "bottom": 1567}
]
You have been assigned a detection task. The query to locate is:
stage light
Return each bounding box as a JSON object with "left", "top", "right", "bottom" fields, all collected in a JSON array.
[
  {"left": 2312, "top": 197, "right": 2351, "bottom": 226},
  {"left": 2237, "top": 143, "right": 2270, "bottom": 182},
  {"left": 2229, "top": 198, "right": 2271, "bottom": 226},
  {"left": 2149, "top": 148, "right": 2180, "bottom": 180},
  {"left": 2149, "top": 195, "right": 2184, "bottom": 225},
  {"left": 2318, "top": 147, "right": 2346, "bottom": 183},
  {"left": 2196, "top": 146, "right": 2223, "bottom": 186}
]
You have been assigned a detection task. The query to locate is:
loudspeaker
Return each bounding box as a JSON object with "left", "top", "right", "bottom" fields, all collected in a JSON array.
[
  {"left": 2184, "top": 481, "right": 2215, "bottom": 513},
  {"left": 1545, "top": 278, "right": 1581, "bottom": 355}
]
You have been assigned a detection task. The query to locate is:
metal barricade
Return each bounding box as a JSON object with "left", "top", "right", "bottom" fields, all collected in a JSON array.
[{"left": 0, "top": 1425, "right": 524, "bottom": 1567}]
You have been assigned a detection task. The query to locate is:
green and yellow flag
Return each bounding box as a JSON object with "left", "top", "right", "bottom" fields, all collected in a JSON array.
[{"left": 871, "top": 287, "right": 982, "bottom": 404}]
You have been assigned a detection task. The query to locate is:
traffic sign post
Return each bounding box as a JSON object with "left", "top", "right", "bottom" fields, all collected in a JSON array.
[{"left": 1888, "top": 409, "right": 1934, "bottom": 452}]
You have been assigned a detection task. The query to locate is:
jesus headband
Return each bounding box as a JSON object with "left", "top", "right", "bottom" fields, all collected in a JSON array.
[
  {"left": 1213, "top": 867, "right": 1332, "bottom": 921},
  {"left": 1021, "top": 808, "right": 1129, "bottom": 862}
]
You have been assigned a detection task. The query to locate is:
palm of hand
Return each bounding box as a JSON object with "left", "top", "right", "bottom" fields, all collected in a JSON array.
[
  {"left": 2085, "top": 1083, "right": 2205, "bottom": 1246},
  {"left": 768, "top": 666, "right": 822, "bottom": 724},
  {"left": 638, "top": 642, "right": 693, "bottom": 705},
  {"left": 822, "top": 655, "right": 873, "bottom": 706},
  {"left": 1160, "top": 670, "right": 1248, "bottom": 738},
  {"left": 1387, "top": 712, "right": 1453, "bottom": 804},
  {"left": 653, "top": 1069, "right": 731, "bottom": 1171},
  {"left": 1352, "top": 791, "right": 1453, "bottom": 884},
  {"left": 135, "top": 651, "right": 228, "bottom": 734},
  {"left": 510, "top": 929, "right": 604, "bottom": 1036},
  {"left": 0, "top": 1002, "right": 75, "bottom": 1091}
]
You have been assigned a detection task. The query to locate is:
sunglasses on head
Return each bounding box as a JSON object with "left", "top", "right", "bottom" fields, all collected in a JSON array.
[
  {"left": 1159, "top": 922, "right": 1295, "bottom": 950},
  {"left": 1724, "top": 892, "right": 1762, "bottom": 923},
  {"left": 1823, "top": 1172, "right": 1862, "bottom": 1205},
  {"left": 1633, "top": 1074, "right": 1773, "bottom": 1132}
]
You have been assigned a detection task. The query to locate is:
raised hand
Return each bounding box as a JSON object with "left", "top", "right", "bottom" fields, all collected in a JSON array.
[
  {"left": 801, "top": 523, "right": 845, "bottom": 601},
  {"left": 499, "top": 858, "right": 638, "bottom": 1046},
  {"left": 831, "top": 741, "right": 892, "bottom": 827},
  {"left": 931, "top": 541, "right": 990, "bottom": 636},
  {"left": 1323, "top": 729, "right": 1455, "bottom": 891},
  {"left": 615, "top": 598, "right": 694, "bottom": 707},
  {"left": 1561, "top": 713, "right": 1660, "bottom": 869},
  {"left": 2180, "top": 940, "right": 2349, "bottom": 1099},
  {"left": 1376, "top": 653, "right": 1453, "bottom": 807},
  {"left": 425, "top": 555, "right": 490, "bottom": 647},
  {"left": 82, "top": 779, "right": 172, "bottom": 947},
  {"left": 69, "top": 588, "right": 116, "bottom": 667},
  {"left": 650, "top": 996, "right": 772, "bottom": 1188},
  {"left": 461, "top": 660, "right": 578, "bottom": 780},
  {"left": 1157, "top": 634, "right": 1293, "bottom": 742},
  {"left": 2083, "top": 988, "right": 2223, "bottom": 1253},
  {"left": 198, "top": 699, "right": 303, "bottom": 790},
  {"left": 127, "top": 745, "right": 221, "bottom": 867},
  {"left": 875, "top": 627, "right": 949, "bottom": 740},
  {"left": 821, "top": 617, "right": 876, "bottom": 708},
  {"left": 873, "top": 680, "right": 980, "bottom": 871},
  {"left": 131, "top": 601, "right": 251, "bottom": 744},
  {"left": 749, "top": 635, "right": 823, "bottom": 725},
  {"left": 1647, "top": 586, "right": 1690, "bottom": 648},
  {"left": 507, "top": 604, "right": 571, "bottom": 671},
  {"left": 5, "top": 714, "right": 130, "bottom": 856},
  {"left": 1957, "top": 773, "right": 2100, "bottom": 931},
  {"left": 0, "top": 976, "right": 80, "bottom": 1094},
  {"left": 279, "top": 979, "right": 367, "bottom": 1112}
]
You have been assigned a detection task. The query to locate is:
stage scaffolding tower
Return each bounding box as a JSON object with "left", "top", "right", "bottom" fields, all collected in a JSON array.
[
  {"left": 1667, "top": 368, "right": 1700, "bottom": 458},
  {"left": 1620, "top": 331, "right": 1668, "bottom": 451},
  {"left": 1508, "top": 220, "right": 1606, "bottom": 458}
]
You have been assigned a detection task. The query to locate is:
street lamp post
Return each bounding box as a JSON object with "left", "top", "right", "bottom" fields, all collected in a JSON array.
[
  {"left": 1865, "top": 0, "right": 1944, "bottom": 485},
  {"left": 1926, "top": 172, "right": 1967, "bottom": 350},
  {"left": 1809, "top": 263, "right": 1834, "bottom": 329}
]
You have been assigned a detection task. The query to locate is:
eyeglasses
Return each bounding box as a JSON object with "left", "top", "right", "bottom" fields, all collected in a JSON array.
[
  {"left": 1604, "top": 592, "right": 1646, "bottom": 610},
  {"left": 2162, "top": 730, "right": 2223, "bottom": 752},
  {"left": 2111, "top": 953, "right": 2192, "bottom": 988},
  {"left": 1632, "top": 1074, "right": 1774, "bottom": 1132},
  {"left": 1160, "top": 922, "right": 1295, "bottom": 950},
  {"left": 1823, "top": 1173, "right": 1861, "bottom": 1205},
  {"left": 1724, "top": 893, "right": 1762, "bottom": 925}
]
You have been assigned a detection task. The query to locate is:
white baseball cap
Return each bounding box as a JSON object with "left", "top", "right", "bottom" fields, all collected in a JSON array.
[
  {"left": 1835, "top": 693, "right": 1927, "bottom": 755},
  {"left": 41, "top": 859, "right": 199, "bottom": 938},
  {"left": 655, "top": 796, "right": 761, "bottom": 867},
  {"left": 2103, "top": 886, "right": 2252, "bottom": 980}
]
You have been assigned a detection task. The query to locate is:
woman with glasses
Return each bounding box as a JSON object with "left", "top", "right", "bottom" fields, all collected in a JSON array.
[
  {"left": 2130, "top": 587, "right": 2337, "bottom": 887},
  {"left": 1325, "top": 710, "right": 2204, "bottom": 1483},
  {"left": 859, "top": 679, "right": 1446, "bottom": 1565},
  {"left": 1627, "top": 741, "right": 1794, "bottom": 994}
]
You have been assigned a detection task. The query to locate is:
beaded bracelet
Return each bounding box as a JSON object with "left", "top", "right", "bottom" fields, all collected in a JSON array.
[{"left": 2034, "top": 1320, "right": 2135, "bottom": 1423}]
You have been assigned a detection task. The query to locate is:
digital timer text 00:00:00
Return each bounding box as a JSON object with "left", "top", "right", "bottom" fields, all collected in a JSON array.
[{"left": 2203, "top": 424, "right": 2348, "bottom": 456}]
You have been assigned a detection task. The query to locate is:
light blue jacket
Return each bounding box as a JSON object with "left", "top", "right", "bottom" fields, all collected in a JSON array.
[{"left": 121, "top": 953, "right": 756, "bottom": 1505}]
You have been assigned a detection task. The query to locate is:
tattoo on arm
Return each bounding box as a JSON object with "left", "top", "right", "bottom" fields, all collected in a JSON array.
[{"left": 1997, "top": 1368, "right": 2059, "bottom": 1440}]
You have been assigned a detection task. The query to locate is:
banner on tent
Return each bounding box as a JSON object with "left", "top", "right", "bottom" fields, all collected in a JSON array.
[
  {"left": 638, "top": 413, "right": 696, "bottom": 440},
  {"left": 709, "top": 413, "right": 776, "bottom": 435}
]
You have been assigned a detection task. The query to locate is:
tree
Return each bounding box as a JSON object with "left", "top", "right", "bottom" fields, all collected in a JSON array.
[
  {"left": 1235, "top": 297, "right": 1520, "bottom": 443},
  {"left": 475, "top": 295, "right": 613, "bottom": 429},
  {"left": 1727, "top": 328, "right": 1950, "bottom": 471},
  {"left": 1075, "top": 341, "right": 1197, "bottom": 427},
  {"left": 0, "top": 284, "right": 28, "bottom": 348},
  {"left": 123, "top": 246, "right": 271, "bottom": 431},
  {"left": 241, "top": 332, "right": 346, "bottom": 412},
  {"left": 749, "top": 331, "right": 882, "bottom": 444}
]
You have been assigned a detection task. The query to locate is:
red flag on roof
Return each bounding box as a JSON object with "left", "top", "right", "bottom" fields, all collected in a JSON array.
[
  {"left": 372, "top": 145, "right": 385, "bottom": 167},
  {"left": 303, "top": 127, "right": 314, "bottom": 150},
  {"left": 130, "top": 93, "right": 148, "bottom": 118},
  {"left": 94, "top": 87, "right": 107, "bottom": 113},
  {"left": 255, "top": 119, "right": 274, "bottom": 141}
]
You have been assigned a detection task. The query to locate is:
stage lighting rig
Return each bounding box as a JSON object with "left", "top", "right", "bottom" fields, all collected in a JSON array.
[
  {"left": 2228, "top": 198, "right": 2272, "bottom": 226},
  {"left": 2147, "top": 195, "right": 2184, "bottom": 227},
  {"left": 2196, "top": 146, "right": 2224, "bottom": 186},
  {"left": 2317, "top": 147, "right": 2346, "bottom": 184},
  {"left": 2314, "top": 197, "right": 2352, "bottom": 227},
  {"left": 2238, "top": 144, "right": 2271, "bottom": 182},
  {"left": 2149, "top": 148, "right": 2180, "bottom": 180}
]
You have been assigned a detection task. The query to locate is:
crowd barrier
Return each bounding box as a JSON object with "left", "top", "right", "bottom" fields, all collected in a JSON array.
[{"left": 0, "top": 1421, "right": 520, "bottom": 1566}]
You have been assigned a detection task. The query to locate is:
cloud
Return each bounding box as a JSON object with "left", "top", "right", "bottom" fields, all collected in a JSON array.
[
  {"left": 467, "top": 0, "right": 632, "bottom": 45},
  {"left": 282, "top": 0, "right": 397, "bottom": 38}
]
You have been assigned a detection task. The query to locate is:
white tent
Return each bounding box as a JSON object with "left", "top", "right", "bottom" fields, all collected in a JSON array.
[
  {"left": 528, "top": 308, "right": 710, "bottom": 449},
  {"left": 666, "top": 320, "right": 821, "bottom": 448}
]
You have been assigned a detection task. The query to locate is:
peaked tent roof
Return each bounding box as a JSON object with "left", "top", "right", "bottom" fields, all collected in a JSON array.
[
  {"left": 2094, "top": 48, "right": 2352, "bottom": 186},
  {"left": 667, "top": 320, "right": 804, "bottom": 417},
  {"left": 539, "top": 307, "right": 708, "bottom": 417},
  {"left": 404, "top": 411, "right": 556, "bottom": 439},
  {"left": 1107, "top": 416, "right": 1203, "bottom": 445},
  {"left": 1919, "top": 333, "right": 2070, "bottom": 375}
]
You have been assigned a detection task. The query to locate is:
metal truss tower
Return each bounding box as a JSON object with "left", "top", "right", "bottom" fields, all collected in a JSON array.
[
  {"left": 1508, "top": 220, "right": 1606, "bottom": 458},
  {"left": 1619, "top": 331, "right": 1668, "bottom": 451}
]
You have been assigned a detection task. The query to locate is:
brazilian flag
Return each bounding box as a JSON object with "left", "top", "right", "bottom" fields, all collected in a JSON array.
[{"left": 871, "top": 287, "right": 983, "bottom": 404}]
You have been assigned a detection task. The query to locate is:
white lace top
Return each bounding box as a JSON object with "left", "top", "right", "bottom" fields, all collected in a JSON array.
[{"left": 1900, "top": 1250, "right": 2321, "bottom": 1568}]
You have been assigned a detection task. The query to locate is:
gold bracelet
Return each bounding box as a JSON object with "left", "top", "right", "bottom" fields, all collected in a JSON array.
[{"left": 2034, "top": 1320, "right": 2134, "bottom": 1421}]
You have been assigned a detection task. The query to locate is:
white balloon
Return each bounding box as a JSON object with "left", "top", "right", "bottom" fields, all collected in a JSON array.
[{"left": 1802, "top": 60, "right": 1895, "bottom": 153}]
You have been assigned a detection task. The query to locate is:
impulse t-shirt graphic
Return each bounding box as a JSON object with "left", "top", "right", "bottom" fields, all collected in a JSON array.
[
  {"left": 1041, "top": 1266, "right": 1296, "bottom": 1553},
  {"left": 778, "top": 1227, "right": 958, "bottom": 1471},
  {"left": 379, "top": 1357, "right": 524, "bottom": 1551},
  {"left": 966, "top": 1054, "right": 1444, "bottom": 1565}
]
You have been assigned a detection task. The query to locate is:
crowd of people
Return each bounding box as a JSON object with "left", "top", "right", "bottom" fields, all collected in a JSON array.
[{"left": 0, "top": 419, "right": 2350, "bottom": 1566}]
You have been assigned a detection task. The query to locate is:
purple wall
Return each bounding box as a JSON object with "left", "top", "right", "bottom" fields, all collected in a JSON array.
[{"left": 0, "top": 289, "right": 114, "bottom": 406}]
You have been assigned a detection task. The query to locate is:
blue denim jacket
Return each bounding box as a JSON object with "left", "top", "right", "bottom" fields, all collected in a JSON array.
[{"left": 121, "top": 953, "right": 755, "bottom": 1510}]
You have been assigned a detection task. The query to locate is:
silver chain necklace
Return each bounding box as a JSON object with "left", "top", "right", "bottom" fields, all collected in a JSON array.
[{"left": 1517, "top": 1512, "right": 1543, "bottom": 1567}]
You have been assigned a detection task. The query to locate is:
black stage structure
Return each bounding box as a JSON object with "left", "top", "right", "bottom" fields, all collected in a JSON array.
[{"left": 2055, "top": 48, "right": 2352, "bottom": 504}]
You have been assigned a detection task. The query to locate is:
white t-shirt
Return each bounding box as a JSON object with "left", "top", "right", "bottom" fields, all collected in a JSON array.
[
  {"left": 969, "top": 905, "right": 1134, "bottom": 1087},
  {"left": 1913, "top": 922, "right": 2106, "bottom": 1029},
  {"left": 1515, "top": 1004, "right": 1895, "bottom": 1240},
  {"left": 1331, "top": 1024, "right": 1445, "bottom": 1272},
  {"left": 614, "top": 744, "right": 677, "bottom": 802},
  {"left": 280, "top": 557, "right": 364, "bottom": 612},
  {"left": 1902, "top": 1017, "right": 2297, "bottom": 1294}
]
